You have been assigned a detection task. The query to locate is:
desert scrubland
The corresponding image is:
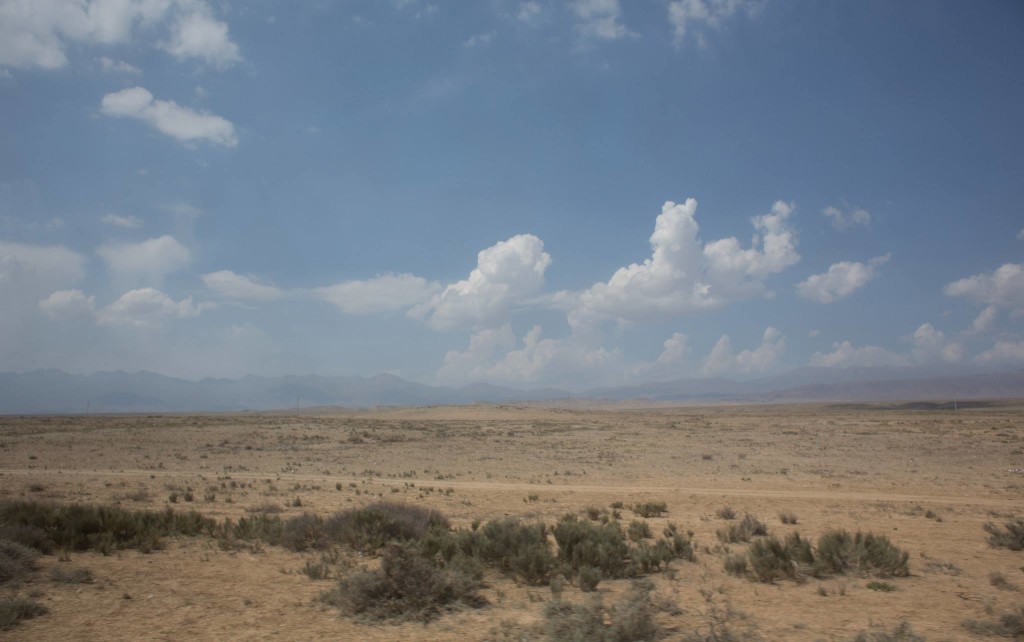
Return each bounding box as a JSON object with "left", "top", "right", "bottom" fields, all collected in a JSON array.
[{"left": 0, "top": 402, "right": 1021, "bottom": 641}]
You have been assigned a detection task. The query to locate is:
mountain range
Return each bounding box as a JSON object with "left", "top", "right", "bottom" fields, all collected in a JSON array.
[{"left": 1, "top": 366, "right": 1023, "bottom": 414}]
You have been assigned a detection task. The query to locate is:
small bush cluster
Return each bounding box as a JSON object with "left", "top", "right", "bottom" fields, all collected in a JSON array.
[
  {"left": 320, "top": 544, "right": 485, "bottom": 622},
  {"left": 729, "top": 530, "right": 909, "bottom": 583},
  {"left": 632, "top": 502, "right": 668, "bottom": 518},
  {"left": 983, "top": 519, "right": 1024, "bottom": 551},
  {"left": 850, "top": 621, "right": 925, "bottom": 642},
  {"left": 716, "top": 514, "right": 768, "bottom": 544},
  {"left": 0, "top": 598, "right": 48, "bottom": 631},
  {"left": 544, "top": 580, "right": 660, "bottom": 642},
  {"left": 0, "top": 540, "right": 38, "bottom": 584},
  {"left": 423, "top": 518, "right": 554, "bottom": 585},
  {"left": 0, "top": 500, "right": 214, "bottom": 555},
  {"left": 962, "top": 607, "right": 1024, "bottom": 638}
]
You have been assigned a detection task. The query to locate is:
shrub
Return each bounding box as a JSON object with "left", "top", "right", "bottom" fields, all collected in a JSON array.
[
  {"left": 554, "top": 515, "right": 632, "bottom": 579},
  {"left": 632, "top": 502, "right": 667, "bottom": 518},
  {"left": 866, "top": 581, "right": 896, "bottom": 592},
  {"left": 662, "top": 523, "right": 696, "bottom": 562},
  {"left": 850, "top": 621, "right": 925, "bottom": 642},
  {"left": 543, "top": 581, "right": 660, "bottom": 642},
  {"left": 989, "top": 571, "right": 1020, "bottom": 591},
  {"left": 423, "top": 518, "right": 554, "bottom": 585},
  {"left": 716, "top": 514, "right": 767, "bottom": 544},
  {"left": 49, "top": 566, "right": 94, "bottom": 584},
  {"left": 747, "top": 537, "right": 802, "bottom": 583},
  {"left": 0, "top": 500, "right": 214, "bottom": 555},
  {"left": 815, "top": 530, "right": 909, "bottom": 578},
  {"left": 983, "top": 519, "right": 1024, "bottom": 551},
  {"left": 963, "top": 607, "right": 1024, "bottom": 638},
  {"left": 778, "top": 511, "right": 798, "bottom": 525},
  {"left": 576, "top": 565, "right": 602, "bottom": 592},
  {"left": 320, "top": 544, "right": 484, "bottom": 622},
  {"left": 0, "top": 598, "right": 48, "bottom": 630},
  {"left": 716, "top": 506, "right": 737, "bottom": 520},
  {"left": 0, "top": 540, "right": 38, "bottom": 584},
  {"left": 724, "top": 554, "right": 748, "bottom": 576},
  {"left": 628, "top": 520, "right": 652, "bottom": 541},
  {"left": 325, "top": 502, "right": 449, "bottom": 552}
]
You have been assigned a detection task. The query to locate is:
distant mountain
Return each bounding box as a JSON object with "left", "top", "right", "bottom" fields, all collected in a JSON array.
[{"left": 0, "top": 366, "right": 1022, "bottom": 414}]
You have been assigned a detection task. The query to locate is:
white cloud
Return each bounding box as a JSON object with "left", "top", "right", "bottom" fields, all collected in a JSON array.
[
  {"left": 808, "top": 329, "right": 821, "bottom": 338},
  {"left": 0, "top": 0, "right": 240, "bottom": 70},
  {"left": 463, "top": 32, "right": 495, "bottom": 48},
  {"left": 161, "top": 5, "right": 240, "bottom": 68},
  {"left": 437, "top": 323, "right": 622, "bottom": 387},
  {"left": 668, "top": 0, "right": 749, "bottom": 47},
  {"left": 944, "top": 263, "right": 1024, "bottom": 310},
  {"left": 656, "top": 332, "right": 690, "bottom": 366},
  {"left": 702, "top": 326, "right": 784, "bottom": 376},
  {"left": 976, "top": 339, "right": 1024, "bottom": 365},
  {"left": 910, "top": 323, "right": 964, "bottom": 364},
  {"left": 202, "top": 270, "right": 283, "bottom": 303},
  {"left": 412, "top": 234, "right": 551, "bottom": 331},
  {"left": 101, "top": 213, "right": 143, "bottom": 228},
  {"left": 97, "top": 287, "right": 207, "bottom": 327},
  {"left": 39, "top": 289, "right": 96, "bottom": 320},
  {"left": 516, "top": 1, "right": 542, "bottom": 24},
  {"left": 316, "top": 273, "right": 437, "bottom": 315},
  {"left": 100, "top": 86, "right": 237, "bottom": 147},
  {"left": 571, "top": 199, "right": 799, "bottom": 328},
  {"left": 571, "top": 0, "right": 629, "bottom": 40},
  {"left": 809, "top": 341, "right": 910, "bottom": 368},
  {"left": 969, "top": 305, "right": 998, "bottom": 334},
  {"left": 796, "top": 254, "right": 889, "bottom": 304},
  {"left": 98, "top": 56, "right": 141, "bottom": 74},
  {"left": 822, "top": 205, "right": 871, "bottom": 231},
  {"left": 1017, "top": 228, "right": 1024, "bottom": 241},
  {"left": 96, "top": 235, "right": 190, "bottom": 284},
  {"left": 0, "top": 241, "right": 86, "bottom": 287}
]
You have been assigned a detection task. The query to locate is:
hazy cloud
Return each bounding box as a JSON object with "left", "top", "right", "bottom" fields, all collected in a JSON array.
[
  {"left": 822, "top": 205, "right": 871, "bottom": 231},
  {"left": 101, "top": 213, "right": 142, "bottom": 228},
  {"left": 809, "top": 341, "right": 910, "bottom": 368},
  {"left": 39, "top": 288, "right": 96, "bottom": 320},
  {"left": 702, "top": 326, "right": 784, "bottom": 375},
  {"left": 96, "top": 235, "right": 190, "bottom": 284},
  {"left": 571, "top": 0, "right": 630, "bottom": 40},
  {"left": 944, "top": 263, "right": 1024, "bottom": 310},
  {"left": 202, "top": 270, "right": 283, "bottom": 303},
  {"left": 315, "top": 273, "right": 437, "bottom": 314},
  {"left": 97, "top": 287, "right": 206, "bottom": 328}
]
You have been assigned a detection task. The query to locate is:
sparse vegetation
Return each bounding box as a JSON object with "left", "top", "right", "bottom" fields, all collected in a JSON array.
[
  {"left": 543, "top": 580, "right": 660, "bottom": 642},
  {"left": 632, "top": 502, "right": 668, "bottom": 518},
  {"left": 984, "top": 519, "right": 1024, "bottom": 551},
  {"left": 962, "top": 607, "right": 1024, "bottom": 638},
  {"left": 728, "top": 530, "right": 909, "bottom": 583},
  {"left": 0, "top": 598, "right": 48, "bottom": 631},
  {"left": 716, "top": 514, "right": 768, "bottom": 543},
  {"left": 850, "top": 621, "right": 925, "bottom": 642}
]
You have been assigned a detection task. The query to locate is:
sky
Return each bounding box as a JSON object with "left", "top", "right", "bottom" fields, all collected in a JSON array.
[{"left": 1, "top": 0, "right": 1023, "bottom": 388}]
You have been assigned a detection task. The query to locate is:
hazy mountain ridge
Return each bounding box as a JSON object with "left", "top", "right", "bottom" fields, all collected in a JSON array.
[{"left": 2, "top": 366, "right": 1023, "bottom": 413}]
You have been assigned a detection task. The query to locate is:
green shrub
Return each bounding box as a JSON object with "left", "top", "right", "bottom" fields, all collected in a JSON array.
[
  {"left": 554, "top": 515, "right": 632, "bottom": 579},
  {"left": 0, "top": 540, "right": 37, "bottom": 584},
  {"left": 850, "top": 621, "right": 925, "bottom": 642},
  {"left": 422, "top": 518, "right": 554, "bottom": 585},
  {"left": 662, "top": 523, "right": 696, "bottom": 562},
  {"left": 628, "top": 520, "right": 652, "bottom": 541},
  {"left": 716, "top": 514, "right": 767, "bottom": 543},
  {"left": 963, "top": 607, "right": 1024, "bottom": 638},
  {"left": 325, "top": 502, "right": 449, "bottom": 552},
  {"left": 866, "top": 581, "right": 896, "bottom": 592},
  {"left": 0, "top": 500, "right": 214, "bottom": 555},
  {"left": 747, "top": 537, "right": 800, "bottom": 583},
  {"left": 724, "top": 553, "right": 748, "bottom": 576},
  {"left": 320, "top": 544, "right": 484, "bottom": 622},
  {"left": 632, "top": 502, "right": 667, "bottom": 518},
  {"left": 815, "top": 530, "right": 909, "bottom": 578},
  {"left": 543, "top": 581, "right": 660, "bottom": 642},
  {"left": 0, "top": 598, "right": 47, "bottom": 630},
  {"left": 576, "top": 565, "right": 601, "bottom": 592},
  {"left": 49, "top": 566, "right": 94, "bottom": 584},
  {"left": 983, "top": 519, "right": 1024, "bottom": 551}
]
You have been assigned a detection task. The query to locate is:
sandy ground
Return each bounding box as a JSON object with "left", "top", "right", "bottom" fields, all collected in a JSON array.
[{"left": 0, "top": 402, "right": 1021, "bottom": 640}]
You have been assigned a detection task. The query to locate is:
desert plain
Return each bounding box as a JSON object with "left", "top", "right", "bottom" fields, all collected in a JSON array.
[{"left": 0, "top": 401, "right": 1021, "bottom": 641}]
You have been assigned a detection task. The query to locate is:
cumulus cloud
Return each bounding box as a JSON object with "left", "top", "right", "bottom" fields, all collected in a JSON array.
[
  {"left": 796, "top": 254, "right": 890, "bottom": 304},
  {"left": 944, "top": 263, "right": 1024, "bottom": 310},
  {"left": 976, "top": 339, "right": 1024, "bottom": 365},
  {"left": 202, "top": 270, "right": 283, "bottom": 303},
  {"left": 822, "top": 205, "right": 871, "bottom": 231},
  {"left": 910, "top": 323, "right": 964, "bottom": 364},
  {"left": 571, "top": 0, "right": 630, "bottom": 40},
  {"left": 571, "top": 199, "right": 799, "bottom": 328},
  {"left": 702, "top": 327, "right": 784, "bottom": 376},
  {"left": 101, "top": 213, "right": 142, "bottom": 228},
  {"left": 809, "top": 341, "right": 910, "bottom": 368},
  {"left": 0, "top": 241, "right": 86, "bottom": 288},
  {"left": 437, "top": 324, "right": 622, "bottom": 387},
  {"left": 161, "top": 5, "right": 241, "bottom": 68},
  {"left": 96, "top": 235, "right": 190, "bottom": 284},
  {"left": 969, "top": 305, "right": 998, "bottom": 334},
  {"left": 0, "top": 0, "right": 240, "bottom": 70},
  {"left": 100, "top": 86, "right": 237, "bottom": 147},
  {"left": 97, "top": 287, "right": 207, "bottom": 328},
  {"left": 39, "top": 289, "right": 96, "bottom": 320},
  {"left": 668, "top": 0, "right": 750, "bottom": 46},
  {"left": 412, "top": 235, "right": 551, "bottom": 331},
  {"left": 315, "top": 273, "right": 437, "bottom": 314}
]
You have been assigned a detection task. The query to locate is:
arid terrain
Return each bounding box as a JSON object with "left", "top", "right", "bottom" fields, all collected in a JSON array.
[{"left": 0, "top": 402, "right": 1022, "bottom": 641}]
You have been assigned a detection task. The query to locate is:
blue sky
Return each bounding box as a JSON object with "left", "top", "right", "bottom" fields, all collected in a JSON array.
[{"left": 1, "top": 0, "right": 1023, "bottom": 387}]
